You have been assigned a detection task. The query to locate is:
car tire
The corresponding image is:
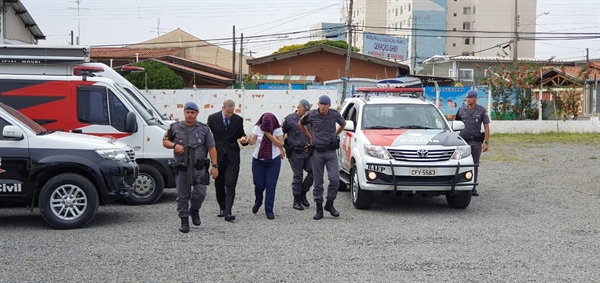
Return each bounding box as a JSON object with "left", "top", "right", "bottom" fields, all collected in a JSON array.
[
  {"left": 38, "top": 173, "right": 99, "bottom": 229},
  {"left": 351, "top": 166, "right": 372, "bottom": 209},
  {"left": 126, "top": 164, "right": 164, "bottom": 205},
  {"left": 446, "top": 190, "right": 472, "bottom": 209}
]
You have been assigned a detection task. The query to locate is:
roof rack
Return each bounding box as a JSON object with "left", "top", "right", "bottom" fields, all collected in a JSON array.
[
  {"left": 0, "top": 44, "right": 90, "bottom": 65},
  {"left": 352, "top": 87, "right": 426, "bottom": 101}
]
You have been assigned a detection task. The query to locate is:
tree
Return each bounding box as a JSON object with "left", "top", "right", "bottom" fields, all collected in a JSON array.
[
  {"left": 481, "top": 62, "right": 546, "bottom": 120},
  {"left": 273, "top": 40, "right": 360, "bottom": 54},
  {"left": 125, "top": 61, "right": 185, "bottom": 89}
]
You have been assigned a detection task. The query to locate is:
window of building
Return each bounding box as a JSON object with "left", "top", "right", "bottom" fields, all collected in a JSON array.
[
  {"left": 463, "top": 37, "right": 470, "bottom": 45},
  {"left": 459, "top": 69, "right": 474, "bottom": 81},
  {"left": 408, "top": 4, "right": 411, "bottom": 11},
  {"left": 463, "top": 22, "right": 471, "bottom": 30},
  {"left": 453, "top": 28, "right": 457, "bottom": 31},
  {"left": 396, "top": 8, "right": 398, "bottom": 16},
  {"left": 473, "top": 5, "right": 476, "bottom": 14},
  {"left": 452, "top": 43, "right": 456, "bottom": 47},
  {"left": 454, "top": 13, "right": 457, "bottom": 17},
  {"left": 463, "top": 7, "right": 471, "bottom": 15}
]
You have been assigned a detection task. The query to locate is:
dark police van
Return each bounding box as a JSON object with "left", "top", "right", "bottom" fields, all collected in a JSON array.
[{"left": 0, "top": 102, "right": 138, "bottom": 229}]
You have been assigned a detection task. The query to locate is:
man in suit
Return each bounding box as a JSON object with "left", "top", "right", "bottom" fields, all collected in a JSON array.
[{"left": 207, "top": 99, "right": 249, "bottom": 222}]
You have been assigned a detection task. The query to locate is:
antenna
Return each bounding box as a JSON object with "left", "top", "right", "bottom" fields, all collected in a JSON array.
[
  {"left": 67, "top": 0, "right": 89, "bottom": 44},
  {"left": 150, "top": 18, "right": 170, "bottom": 36}
]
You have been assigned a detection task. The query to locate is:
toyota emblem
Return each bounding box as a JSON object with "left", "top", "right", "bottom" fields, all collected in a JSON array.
[{"left": 417, "top": 149, "right": 428, "bottom": 157}]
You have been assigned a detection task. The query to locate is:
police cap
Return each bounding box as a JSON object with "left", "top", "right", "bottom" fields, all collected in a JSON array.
[{"left": 184, "top": 101, "right": 199, "bottom": 112}]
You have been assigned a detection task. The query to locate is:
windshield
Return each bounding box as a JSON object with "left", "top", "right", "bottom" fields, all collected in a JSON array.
[
  {"left": 0, "top": 103, "right": 47, "bottom": 134},
  {"left": 361, "top": 104, "right": 448, "bottom": 130},
  {"left": 113, "top": 83, "right": 157, "bottom": 126},
  {"left": 122, "top": 86, "right": 170, "bottom": 120}
]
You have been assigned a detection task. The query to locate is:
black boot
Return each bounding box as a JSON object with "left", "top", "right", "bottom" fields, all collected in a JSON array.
[
  {"left": 313, "top": 202, "right": 323, "bottom": 220},
  {"left": 190, "top": 210, "right": 201, "bottom": 226},
  {"left": 324, "top": 200, "right": 340, "bottom": 217},
  {"left": 179, "top": 217, "right": 190, "bottom": 233},
  {"left": 293, "top": 196, "right": 304, "bottom": 210},
  {"left": 301, "top": 192, "right": 310, "bottom": 207}
]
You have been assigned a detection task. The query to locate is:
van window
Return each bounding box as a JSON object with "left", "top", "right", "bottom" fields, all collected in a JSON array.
[
  {"left": 109, "top": 90, "right": 128, "bottom": 132},
  {"left": 77, "top": 86, "right": 109, "bottom": 125}
]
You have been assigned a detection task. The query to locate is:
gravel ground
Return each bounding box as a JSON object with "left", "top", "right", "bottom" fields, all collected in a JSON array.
[{"left": 1, "top": 143, "right": 599, "bottom": 282}]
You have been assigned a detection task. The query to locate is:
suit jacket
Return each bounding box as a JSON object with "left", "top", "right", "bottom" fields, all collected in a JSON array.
[{"left": 207, "top": 111, "right": 247, "bottom": 165}]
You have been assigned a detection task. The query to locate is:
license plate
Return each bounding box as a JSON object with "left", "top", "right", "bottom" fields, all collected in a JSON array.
[{"left": 410, "top": 168, "right": 436, "bottom": 176}]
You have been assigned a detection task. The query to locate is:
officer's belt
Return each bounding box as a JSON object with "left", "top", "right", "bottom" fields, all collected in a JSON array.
[{"left": 314, "top": 144, "right": 336, "bottom": 152}]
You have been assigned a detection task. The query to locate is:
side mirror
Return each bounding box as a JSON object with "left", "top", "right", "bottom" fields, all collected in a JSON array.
[
  {"left": 344, "top": 120, "right": 355, "bottom": 131},
  {"left": 125, "top": 112, "right": 138, "bottom": 134},
  {"left": 451, "top": 120, "right": 465, "bottom": 131},
  {"left": 2, "top": 125, "right": 24, "bottom": 140}
]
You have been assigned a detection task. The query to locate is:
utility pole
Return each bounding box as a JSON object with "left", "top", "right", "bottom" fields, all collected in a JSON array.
[
  {"left": 586, "top": 48, "right": 590, "bottom": 63},
  {"left": 409, "top": 15, "right": 428, "bottom": 75},
  {"left": 239, "top": 33, "right": 244, "bottom": 83},
  {"left": 67, "top": 0, "right": 84, "bottom": 45},
  {"left": 341, "top": 0, "right": 354, "bottom": 105},
  {"left": 70, "top": 30, "right": 74, "bottom": 45},
  {"left": 232, "top": 25, "right": 236, "bottom": 84},
  {"left": 513, "top": 0, "right": 519, "bottom": 63}
]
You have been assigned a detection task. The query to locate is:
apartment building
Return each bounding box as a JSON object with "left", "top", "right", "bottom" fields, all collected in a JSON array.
[{"left": 336, "top": 0, "right": 537, "bottom": 72}]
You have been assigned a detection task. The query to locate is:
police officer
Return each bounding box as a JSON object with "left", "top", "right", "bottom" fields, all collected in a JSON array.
[
  {"left": 163, "top": 102, "right": 218, "bottom": 233},
  {"left": 455, "top": 89, "right": 490, "bottom": 196},
  {"left": 282, "top": 99, "right": 313, "bottom": 211},
  {"left": 298, "top": 95, "right": 346, "bottom": 220}
]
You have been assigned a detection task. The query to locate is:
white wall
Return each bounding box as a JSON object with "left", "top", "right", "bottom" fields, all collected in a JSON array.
[
  {"left": 145, "top": 89, "right": 600, "bottom": 134},
  {"left": 145, "top": 89, "right": 339, "bottom": 134},
  {"left": 491, "top": 118, "right": 600, "bottom": 134}
]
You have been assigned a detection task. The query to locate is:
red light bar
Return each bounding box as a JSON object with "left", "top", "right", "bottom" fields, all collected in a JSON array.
[
  {"left": 73, "top": 65, "right": 104, "bottom": 76},
  {"left": 356, "top": 87, "right": 424, "bottom": 93},
  {"left": 121, "top": 65, "right": 145, "bottom": 72}
]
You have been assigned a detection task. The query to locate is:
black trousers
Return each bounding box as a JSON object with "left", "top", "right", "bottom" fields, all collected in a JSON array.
[{"left": 214, "top": 155, "right": 240, "bottom": 214}]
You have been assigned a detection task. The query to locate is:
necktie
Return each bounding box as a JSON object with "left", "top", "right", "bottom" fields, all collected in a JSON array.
[{"left": 224, "top": 118, "right": 230, "bottom": 131}]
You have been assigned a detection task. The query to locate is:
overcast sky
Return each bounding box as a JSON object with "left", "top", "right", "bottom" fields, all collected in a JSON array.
[{"left": 22, "top": 0, "right": 600, "bottom": 60}]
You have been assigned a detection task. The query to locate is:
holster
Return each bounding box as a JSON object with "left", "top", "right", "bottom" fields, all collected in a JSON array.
[
  {"left": 308, "top": 144, "right": 315, "bottom": 157},
  {"left": 284, "top": 139, "right": 294, "bottom": 158}
]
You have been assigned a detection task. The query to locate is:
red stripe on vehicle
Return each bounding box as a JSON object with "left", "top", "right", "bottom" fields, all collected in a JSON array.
[{"left": 363, "top": 129, "right": 407, "bottom": 146}]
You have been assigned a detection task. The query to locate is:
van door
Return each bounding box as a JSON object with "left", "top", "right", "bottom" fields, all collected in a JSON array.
[
  {"left": 0, "top": 117, "right": 30, "bottom": 200},
  {"left": 73, "top": 85, "right": 135, "bottom": 139}
]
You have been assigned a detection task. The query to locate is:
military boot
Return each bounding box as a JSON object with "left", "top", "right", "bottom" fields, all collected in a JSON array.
[
  {"left": 179, "top": 217, "right": 190, "bottom": 233},
  {"left": 324, "top": 200, "right": 340, "bottom": 217},
  {"left": 190, "top": 209, "right": 201, "bottom": 226},
  {"left": 301, "top": 192, "right": 310, "bottom": 207},
  {"left": 293, "top": 196, "right": 304, "bottom": 211},
  {"left": 313, "top": 202, "right": 323, "bottom": 220}
]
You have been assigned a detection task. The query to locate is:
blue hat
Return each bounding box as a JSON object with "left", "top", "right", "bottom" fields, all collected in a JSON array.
[
  {"left": 184, "top": 101, "right": 199, "bottom": 112},
  {"left": 466, "top": 90, "right": 478, "bottom": 98},
  {"left": 318, "top": 95, "right": 331, "bottom": 105},
  {"left": 299, "top": 99, "right": 311, "bottom": 110}
]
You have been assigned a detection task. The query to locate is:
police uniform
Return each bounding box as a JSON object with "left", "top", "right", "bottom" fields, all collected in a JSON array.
[
  {"left": 164, "top": 120, "right": 215, "bottom": 221},
  {"left": 455, "top": 97, "right": 490, "bottom": 194},
  {"left": 282, "top": 106, "right": 313, "bottom": 210},
  {"left": 299, "top": 95, "right": 345, "bottom": 220}
]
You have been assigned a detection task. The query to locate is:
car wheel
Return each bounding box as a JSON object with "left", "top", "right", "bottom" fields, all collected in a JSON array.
[
  {"left": 351, "top": 166, "right": 372, "bottom": 209},
  {"left": 126, "top": 164, "right": 164, "bottom": 205},
  {"left": 446, "top": 190, "right": 472, "bottom": 209},
  {"left": 38, "top": 173, "right": 99, "bottom": 229}
]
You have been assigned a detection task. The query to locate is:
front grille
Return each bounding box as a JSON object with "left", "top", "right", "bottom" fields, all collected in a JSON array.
[
  {"left": 126, "top": 149, "right": 136, "bottom": 162},
  {"left": 387, "top": 148, "right": 455, "bottom": 162}
]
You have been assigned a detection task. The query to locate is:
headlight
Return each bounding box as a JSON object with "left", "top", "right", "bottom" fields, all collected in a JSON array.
[
  {"left": 364, "top": 145, "right": 392, "bottom": 160},
  {"left": 451, "top": 145, "right": 471, "bottom": 160},
  {"left": 96, "top": 149, "right": 131, "bottom": 163}
]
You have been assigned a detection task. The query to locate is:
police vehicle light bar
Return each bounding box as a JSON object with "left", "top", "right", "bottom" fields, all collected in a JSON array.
[{"left": 73, "top": 65, "right": 104, "bottom": 76}]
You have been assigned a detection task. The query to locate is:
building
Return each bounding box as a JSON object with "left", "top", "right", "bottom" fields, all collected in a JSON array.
[
  {"left": 0, "top": 0, "right": 45, "bottom": 44},
  {"left": 341, "top": 0, "right": 538, "bottom": 73},
  {"left": 246, "top": 44, "right": 410, "bottom": 84},
  {"left": 309, "top": 23, "right": 346, "bottom": 41}
]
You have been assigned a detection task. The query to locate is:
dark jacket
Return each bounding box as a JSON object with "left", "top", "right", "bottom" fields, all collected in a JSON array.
[{"left": 207, "top": 111, "right": 247, "bottom": 165}]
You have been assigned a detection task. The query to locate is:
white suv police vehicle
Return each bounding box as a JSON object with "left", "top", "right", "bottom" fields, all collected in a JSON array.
[
  {"left": 337, "top": 92, "right": 476, "bottom": 209},
  {"left": 0, "top": 102, "right": 138, "bottom": 229}
]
